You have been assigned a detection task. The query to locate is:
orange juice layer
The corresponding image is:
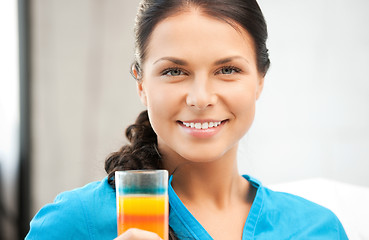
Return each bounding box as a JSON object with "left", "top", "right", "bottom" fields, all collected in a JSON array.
[{"left": 117, "top": 195, "right": 168, "bottom": 239}]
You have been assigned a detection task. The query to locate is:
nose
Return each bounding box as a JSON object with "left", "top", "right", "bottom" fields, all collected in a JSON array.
[{"left": 185, "top": 76, "right": 217, "bottom": 110}]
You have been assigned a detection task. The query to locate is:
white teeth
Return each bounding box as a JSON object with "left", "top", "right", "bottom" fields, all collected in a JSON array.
[{"left": 182, "top": 121, "right": 222, "bottom": 129}]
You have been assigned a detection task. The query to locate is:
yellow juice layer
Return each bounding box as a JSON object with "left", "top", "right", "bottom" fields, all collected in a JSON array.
[{"left": 118, "top": 195, "right": 168, "bottom": 215}]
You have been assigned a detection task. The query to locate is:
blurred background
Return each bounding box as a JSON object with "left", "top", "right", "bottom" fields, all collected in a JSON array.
[{"left": 1, "top": 0, "right": 368, "bottom": 239}]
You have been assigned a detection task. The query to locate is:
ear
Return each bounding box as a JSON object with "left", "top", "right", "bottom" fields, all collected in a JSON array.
[
  {"left": 132, "top": 65, "right": 148, "bottom": 106},
  {"left": 256, "top": 76, "right": 265, "bottom": 100},
  {"left": 137, "top": 80, "right": 148, "bottom": 106}
]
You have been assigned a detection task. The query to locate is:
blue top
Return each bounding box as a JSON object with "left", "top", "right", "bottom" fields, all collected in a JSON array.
[
  {"left": 169, "top": 175, "right": 348, "bottom": 240},
  {"left": 26, "top": 175, "right": 348, "bottom": 239}
]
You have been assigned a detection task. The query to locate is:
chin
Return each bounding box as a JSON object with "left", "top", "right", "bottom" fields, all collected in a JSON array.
[{"left": 179, "top": 150, "right": 226, "bottom": 164}]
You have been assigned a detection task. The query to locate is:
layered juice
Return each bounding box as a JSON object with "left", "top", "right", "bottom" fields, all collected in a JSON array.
[{"left": 117, "top": 194, "right": 168, "bottom": 240}]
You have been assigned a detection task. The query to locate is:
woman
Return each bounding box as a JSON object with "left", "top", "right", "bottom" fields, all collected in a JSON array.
[{"left": 26, "top": 0, "right": 348, "bottom": 239}]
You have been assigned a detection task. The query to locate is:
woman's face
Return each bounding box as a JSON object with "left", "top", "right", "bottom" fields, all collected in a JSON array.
[{"left": 137, "top": 10, "right": 264, "bottom": 165}]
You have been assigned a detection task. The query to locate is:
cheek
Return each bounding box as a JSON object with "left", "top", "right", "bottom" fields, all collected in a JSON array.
[
  {"left": 145, "top": 86, "right": 183, "bottom": 129},
  {"left": 236, "top": 93, "right": 256, "bottom": 113},
  {"left": 224, "top": 83, "right": 257, "bottom": 112},
  {"left": 146, "top": 86, "right": 181, "bottom": 111},
  {"left": 146, "top": 80, "right": 178, "bottom": 98},
  {"left": 234, "top": 96, "right": 256, "bottom": 128},
  {"left": 224, "top": 84, "right": 257, "bottom": 132}
]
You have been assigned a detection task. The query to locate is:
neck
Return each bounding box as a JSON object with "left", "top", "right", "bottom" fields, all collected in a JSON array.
[{"left": 164, "top": 147, "right": 249, "bottom": 209}]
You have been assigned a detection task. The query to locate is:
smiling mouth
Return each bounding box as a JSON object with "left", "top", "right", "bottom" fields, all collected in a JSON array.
[{"left": 178, "top": 120, "right": 226, "bottom": 129}]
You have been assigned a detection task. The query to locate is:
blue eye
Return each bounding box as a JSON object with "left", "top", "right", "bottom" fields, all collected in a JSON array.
[
  {"left": 218, "top": 66, "right": 241, "bottom": 75},
  {"left": 162, "top": 68, "right": 183, "bottom": 76}
]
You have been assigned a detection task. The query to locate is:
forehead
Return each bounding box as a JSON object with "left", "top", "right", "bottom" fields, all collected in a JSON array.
[{"left": 144, "top": 10, "right": 256, "bottom": 65}]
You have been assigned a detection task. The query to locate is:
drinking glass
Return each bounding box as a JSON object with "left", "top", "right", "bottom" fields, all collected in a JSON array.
[{"left": 115, "top": 170, "right": 168, "bottom": 240}]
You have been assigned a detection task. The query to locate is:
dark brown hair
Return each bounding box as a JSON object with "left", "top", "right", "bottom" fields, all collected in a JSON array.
[{"left": 105, "top": 0, "right": 270, "bottom": 239}]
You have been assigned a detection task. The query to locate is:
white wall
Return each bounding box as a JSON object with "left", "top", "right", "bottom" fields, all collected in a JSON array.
[
  {"left": 31, "top": 0, "right": 143, "bottom": 213},
  {"left": 239, "top": 0, "right": 369, "bottom": 186}
]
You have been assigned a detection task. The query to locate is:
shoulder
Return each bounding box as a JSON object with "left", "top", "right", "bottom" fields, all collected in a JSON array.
[
  {"left": 262, "top": 187, "right": 336, "bottom": 219},
  {"left": 262, "top": 186, "right": 330, "bottom": 212},
  {"left": 256, "top": 186, "right": 348, "bottom": 239},
  {"left": 26, "top": 178, "right": 116, "bottom": 240}
]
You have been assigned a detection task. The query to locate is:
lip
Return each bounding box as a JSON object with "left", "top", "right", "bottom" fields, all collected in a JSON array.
[
  {"left": 177, "top": 119, "right": 227, "bottom": 138},
  {"left": 180, "top": 119, "right": 223, "bottom": 123}
]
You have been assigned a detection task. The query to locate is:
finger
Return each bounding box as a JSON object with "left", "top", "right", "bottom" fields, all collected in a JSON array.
[{"left": 114, "top": 228, "right": 163, "bottom": 240}]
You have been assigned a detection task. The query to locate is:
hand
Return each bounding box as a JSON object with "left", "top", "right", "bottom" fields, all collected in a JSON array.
[{"left": 114, "top": 228, "right": 163, "bottom": 240}]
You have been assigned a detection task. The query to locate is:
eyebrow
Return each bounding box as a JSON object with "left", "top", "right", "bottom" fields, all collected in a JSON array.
[
  {"left": 214, "top": 56, "right": 249, "bottom": 65},
  {"left": 153, "top": 56, "right": 249, "bottom": 66},
  {"left": 153, "top": 57, "right": 188, "bottom": 66}
]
